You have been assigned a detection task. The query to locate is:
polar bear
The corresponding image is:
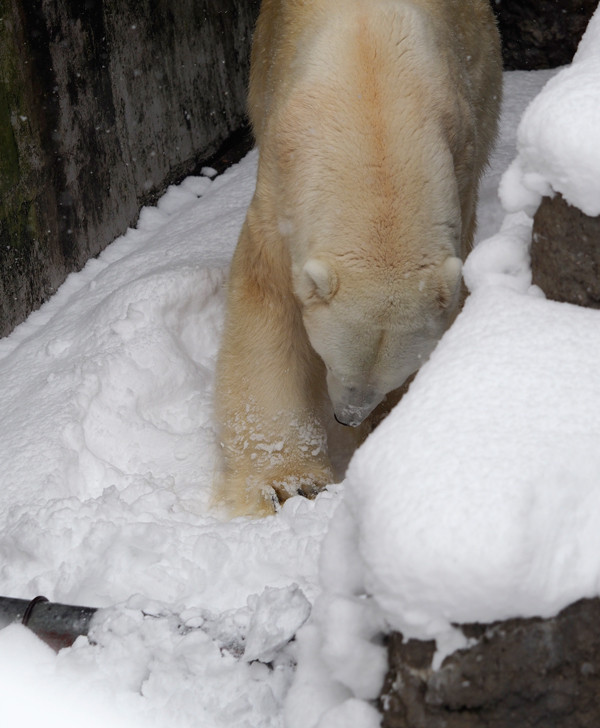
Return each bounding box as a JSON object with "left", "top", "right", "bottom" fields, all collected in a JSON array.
[{"left": 215, "top": 0, "right": 502, "bottom": 516}]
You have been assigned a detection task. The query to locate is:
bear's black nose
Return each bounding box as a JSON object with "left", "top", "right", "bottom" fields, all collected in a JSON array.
[{"left": 334, "top": 412, "right": 352, "bottom": 427}]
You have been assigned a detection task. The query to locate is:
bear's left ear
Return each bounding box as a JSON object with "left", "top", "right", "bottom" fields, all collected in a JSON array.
[
  {"left": 437, "top": 256, "right": 463, "bottom": 309},
  {"left": 302, "top": 258, "right": 339, "bottom": 302}
]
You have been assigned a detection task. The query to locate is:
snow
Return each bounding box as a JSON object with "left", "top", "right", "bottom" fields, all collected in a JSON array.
[
  {"left": 0, "top": 153, "right": 340, "bottom": 727},
  {"left": 0, "top": 28, "right": 598, "bottom": 728},
  {"left": 343, "top": 285, "right": 600, "bottom": 635},
  {"left": 0, "top": 624, "right": 140, "bottom": 728},
  {"left": 500, "top": 6, "right": 600, "bottom": 216}
]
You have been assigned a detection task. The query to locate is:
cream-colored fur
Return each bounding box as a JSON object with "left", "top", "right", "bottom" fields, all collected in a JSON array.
[{"left": 215, "top": 0, "right": 502, "bottom": 516}]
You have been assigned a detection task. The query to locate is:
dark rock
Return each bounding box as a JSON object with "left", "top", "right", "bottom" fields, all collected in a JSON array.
[
  {"left": 380, "top": 598, "right": 600, "bottom": 727},
  {"left": 531, "top": 194, "right": 600, "bottom": 308},
  {"left": 490, "top": 0, "right": 597, "bottom": 70},
  {"left": 0, "top": 0, "right": 259, "bottom": 336}
]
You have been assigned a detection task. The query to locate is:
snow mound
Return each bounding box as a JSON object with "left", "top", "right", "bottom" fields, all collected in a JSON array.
[
  {"left": 500, "top": 6, "right": 600, "bottom": 216},
  {"left": 349, "top": 285, "right": 600, "bottom": 640},
  {"left": 0, "top": 151, "right": 343, "bottom": 727}
]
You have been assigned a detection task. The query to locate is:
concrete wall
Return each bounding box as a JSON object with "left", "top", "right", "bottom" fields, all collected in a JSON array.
[{"left": 0, "top": 0, "right": 258, "bottom": 336}]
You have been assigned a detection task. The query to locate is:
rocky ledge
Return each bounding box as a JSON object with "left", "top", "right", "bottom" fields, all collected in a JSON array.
[
  {"left": 380, "top": 597, "right": 600, "bottom": 728},
  {"left": 531, "top": 194, "right": 600, "bottom": 308}
]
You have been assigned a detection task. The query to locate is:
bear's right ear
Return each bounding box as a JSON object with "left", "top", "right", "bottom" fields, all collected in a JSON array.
[{"left": 302, "top": 258, "right": 339, "bottom": 302}]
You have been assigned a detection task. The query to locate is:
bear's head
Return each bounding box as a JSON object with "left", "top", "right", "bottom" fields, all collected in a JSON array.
[
  {"left": 278, "top": 54, "right": 470, "bottom": 426},
  {"left": 294, "top": 254, "right": 463, "bottom": 426}
]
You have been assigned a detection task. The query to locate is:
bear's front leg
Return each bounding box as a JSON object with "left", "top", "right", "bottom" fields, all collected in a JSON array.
[{"left": 214, "top": 218, "right": 334, "bottom": 517}]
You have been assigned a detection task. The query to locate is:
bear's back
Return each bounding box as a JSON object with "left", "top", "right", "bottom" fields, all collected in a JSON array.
[{"left": 248, "top": 0, "right": 501, "bottom": 158}]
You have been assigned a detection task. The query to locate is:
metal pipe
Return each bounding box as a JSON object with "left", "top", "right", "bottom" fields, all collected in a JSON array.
[{"left": 0, "top": 595, "right": 97, "bottom": 651}]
